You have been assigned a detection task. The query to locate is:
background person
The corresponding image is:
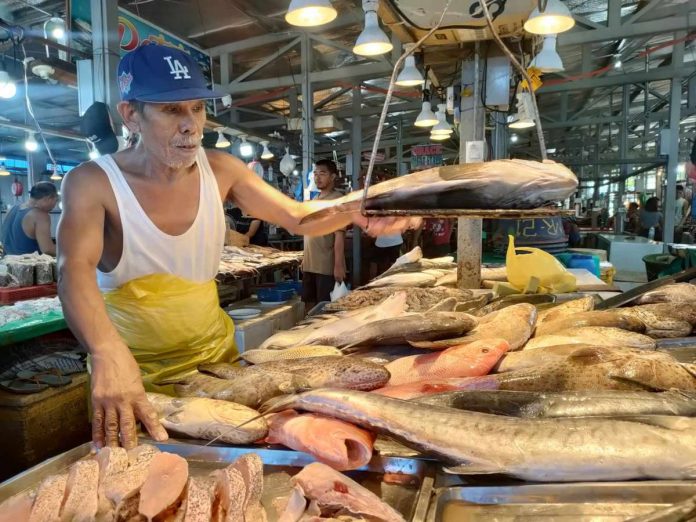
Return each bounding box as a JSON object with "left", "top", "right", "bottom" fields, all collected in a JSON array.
[{"left": 1, "top": 182, "right": 58, "bottom": 255}]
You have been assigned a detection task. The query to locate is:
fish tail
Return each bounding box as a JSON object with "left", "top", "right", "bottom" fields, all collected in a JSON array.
[
  {"left": 258, "top": 394, "right": 299, "bottom": 414},
  {"left": 299, "top": 202, "right": 357, "bottom": 225}
]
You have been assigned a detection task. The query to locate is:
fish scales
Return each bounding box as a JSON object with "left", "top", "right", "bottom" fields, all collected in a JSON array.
[{"left": 262, "top": 389, "right": 696, "bottom": 482}]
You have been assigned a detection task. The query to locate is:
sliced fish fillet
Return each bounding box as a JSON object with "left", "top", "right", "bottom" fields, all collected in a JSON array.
[
  {"left": 183, "top": 477, "right": 215, "bottom": 522},
  {"left": 29, "top": 473, "right": 67, "bottom": 522},
  {"left": 0, "top": 491, "right": 34, "bottom": 522},
  {"left": 138, "top": 452, "right": 189, "bottom": 520},
  {"left": 60, "top": 459, "right": 99, "bottom": 522}
]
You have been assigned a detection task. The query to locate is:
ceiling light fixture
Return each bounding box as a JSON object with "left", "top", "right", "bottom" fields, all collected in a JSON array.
[
  {"left": 353, "top": 0, "right": 393, "bottom": 57},
  {"left": 395, "top": 44, "right": 424, "bottom": 87},
  {"left": 260, "top": 140, "right": 274, "bottom": 160},
  {"left": 215, "top": 129, "right": 231, "bottom": 149},
  {"left": 415, "top": 100, "right": 438, "bottom": 127},
  {"left": 508, "top": 92, "right": 536, "bottom": 129},
  {"left": 49, "top": 164, "right": 61, "bottom": 180},
  {"left": 431, "top": 104, "right": 453, "bottom": 135},
  {"left": 524, "top": 0, "right": 575, "bottom": 35},
  {"left": 44, "top": 16, "right": 66, "bottom": 40},
  {"left": 430, "top": 132, "right": 450, "bottom": 141},
  {"left": 612, "top": 55, "right": 622, "bottom": 70},
  {"left": 0, "top": 70, "right": 16, "bottom": 99},
  {"left": 285, "top": 0, "right": 337, "bottom": 27},
  {"left": 25, "top": 132, "right": 38, "bottom": 152},
  {"left": 510, "top": 134, "right": 519, "bottom": 143},
  {"left": 88, "top": 142, "right": 100, "bottom": 160},
  {"left": 530, "top": 35, "right": 564, "bottom": 73},
  {"left": 239, "top": 135, "right": 254, "bottom": 158}
]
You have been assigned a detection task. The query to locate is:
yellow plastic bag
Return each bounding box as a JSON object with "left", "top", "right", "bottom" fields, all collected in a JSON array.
[
  {"left": 506, "top": 235, "right": 576, "bottom": 294},
  {"left": 103, "top": 274, "right": 238, "bottom": 393}
]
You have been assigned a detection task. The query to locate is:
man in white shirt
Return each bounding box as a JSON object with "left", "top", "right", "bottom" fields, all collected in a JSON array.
[{"left": 675, "top": 184, "right": 691, "bottom": 242}]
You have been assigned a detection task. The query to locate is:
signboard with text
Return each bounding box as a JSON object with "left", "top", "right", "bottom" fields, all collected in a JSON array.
[{"left": 410, "top": 144, "right": 443, "bottom": 172}]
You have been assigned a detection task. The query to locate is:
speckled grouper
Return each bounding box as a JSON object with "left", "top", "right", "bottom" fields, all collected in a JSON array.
[
  {"left": 261, "top": 388, "right": 696, "bottom": 482},
  {"left": 199, "top": 356, "right": 390, "bottom": 391}
]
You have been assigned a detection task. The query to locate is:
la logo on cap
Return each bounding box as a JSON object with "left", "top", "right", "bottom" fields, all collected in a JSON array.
[{"left": 163, "top": 56, "right": 191, "bottom": 80}]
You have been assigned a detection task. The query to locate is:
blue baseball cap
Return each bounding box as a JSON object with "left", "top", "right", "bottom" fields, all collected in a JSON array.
[{"left": 117, "top": 43, "right": 226, "bottom": 102}]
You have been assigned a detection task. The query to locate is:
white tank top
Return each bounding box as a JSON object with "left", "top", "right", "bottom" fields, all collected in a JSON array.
[{"left": 95, "top": 148, "right": 225, "bottom": 291}]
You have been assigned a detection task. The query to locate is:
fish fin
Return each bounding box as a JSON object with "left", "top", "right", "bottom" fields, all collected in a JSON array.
[
  {"left": 608, "top": 375, "right": 665, "bottom": 391},
  {"left": 259, "top": 394, "right": 300, "bottom": 414},
  {"left": 568, "top": 346, "right": 622, "bottom": 365},
  {"left": 443, "top": 461, "right": 507, "bottom": 475},
  {"left": 680, "top": 363, "right": 696, "bottom": 379},
  {"left": 164, "top": 410, "right": 184, "bottom": 423}
]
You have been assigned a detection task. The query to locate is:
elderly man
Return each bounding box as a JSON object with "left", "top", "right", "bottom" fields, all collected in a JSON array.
[
  {"left": 1, "top": 181, "right": 58, "bottom": 255},
  {"left": 57, "top": 43, "right": 418, "bottom": 449}
]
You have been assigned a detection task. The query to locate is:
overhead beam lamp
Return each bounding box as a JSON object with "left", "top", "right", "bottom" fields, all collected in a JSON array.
[
  {"left": 44, "top": 16, "right": 67, "bottom": 40},
  {"left": 88, "top": 142, "right": 100, "bottom": 160},
  {"left": 530, "top": 35, "right": 564, "bottom": 73},
  {"left": 260, "top": 140, "right": 274, "bottom": 160},
  {"left": 0, "top": 70, "right": 16, "bottom": 99},
  {"left": 215, "top": 129, "right": 231, "bottom": 148},
  {"left": 431, "top": 104, "right": 453, "bottom": 135},
  {"left": 415, "top": 101, "right": 438, "bottom": 127},
  {"left": 286, "top": 0, "right": 337, "bottom": 27},
  {"left": 50, "top": 164, "right": 62, "bottom": 180},
  {"left": 25, "top": 132, "right": 39, "bottom": 152},
  {"left": 509, "top": 116, "right": 535, "bottom": 129},
  {"left": 510, "top": 134, "right": 519, "bottom": 143},
  {"left": 612, "top": 55, "right": 622, "bottom": 70},
  {"left": 353, "top": 0, "right": 393, "bottom": 57},
  {"left": 524, "top": 0, "right": 575, "bottom": 35},
  {"left": 239, "top": 135, "right": 254, "bottom": 158},
  {"left": 395, "top": 44, "right": 424, "bottom": 87},
  {"left": 430, "top": 132, "right": 450, "bottom": 141}
]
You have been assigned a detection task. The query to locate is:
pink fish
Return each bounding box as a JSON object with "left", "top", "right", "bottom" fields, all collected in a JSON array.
[
  {"left": 385, "top": 339, "right": 509, "bottom": 386},
  {"left": 266, "top": 410, "right": 375, "bottom": 471},
  {"left": 373, "top": 376, "right": 497, "bottom": 400}
]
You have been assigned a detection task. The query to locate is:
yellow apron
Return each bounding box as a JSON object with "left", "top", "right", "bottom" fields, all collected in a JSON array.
[{"left": 102, "top": 273, "right": 238, "bottom": 393}]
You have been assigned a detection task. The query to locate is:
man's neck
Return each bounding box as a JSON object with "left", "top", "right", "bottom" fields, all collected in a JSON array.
[
  {"left": 320, "top": 186, "right": 334, "bottom": 197},
  {"left": 121, "top": 144, "right": 196, "bottom": 183}
]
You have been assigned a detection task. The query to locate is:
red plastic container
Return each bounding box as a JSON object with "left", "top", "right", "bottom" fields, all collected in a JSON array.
[{"left": 0, "top": 284, "right": 58, "bottom": 305}]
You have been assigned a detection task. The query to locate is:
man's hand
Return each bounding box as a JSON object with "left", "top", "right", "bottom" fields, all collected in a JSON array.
[
  {"left": 334, "top": 263, "right": 346, "bottom": 282},
  {"left": 90, "top": 344, "right": 168, "bottom": 449},
  {"left": 353, "top": 214, "right": 422, "bottom": 237}
]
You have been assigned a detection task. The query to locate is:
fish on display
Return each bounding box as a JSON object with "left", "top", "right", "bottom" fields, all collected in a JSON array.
[
  {"left": 480, "top": 265, "right": 508, "bottom": 282},
  {"left": 626, "top": 494, "right": 696, "bottom": 522},
  {"left": 636, "top": 283, "right": 696, "bottom": 305},
  {"left": 474, "top": 294, "right": 555, "bottom": 317},
  {"left": 260, "top": 292, "right": 409, "bottom": 349},
  {"left": 385, "top": 339, "right": 509, "bottom": 385},
  {"left": 398, "top": 346, "right": 696, "bottom": 398},
  {"left": 200, "top": 356, "right": 390, "bottom": 391},
  {"left": 376, "top": 257, "right": 456, "bottom": 279},
  {"left": 237, "top": 345, "right": 343, "bottom": 364},
  {"left": 362, "top": 268, "right": 453, "bottom": 289},
  {"left": 146, "top": 392, "right": 268, "bottom": 444},
  {"left": 291, "top": 462, "right": 406, "bottom": 522},
  {"left": 299, "top": 159, "right": 578, "bottom": 223},
  {"left": 524, "top": 326, "right": 656, "bottom": 350},
  {"left": 413, "top": 390, "right": 696, "bottom": 418},
  {"left": 324, "top": 286, "right": 472, "bottom": 313},
  {"left": 266, "top": 410, "right": 375, "bottom": 471},
  {"left": 159, "top": 371, "right": 310, "bottom": 409},
  {"left": 262, "top": 388, "right": 696, "bottom": 482},
  {"left": 494, "top": 344, "right": 672, "bottom": 373},
  {"left": 411, "top": 303, "right": 537, "bottom": 351},
  {"left": 536, "top": 295, "right": 595, "bottom": 324},
  {"left": 617, "top": 303, "right": 696, "bottom": 338},
  {"left": 534, "top": 310, "right": 646, "bottom": 337}
]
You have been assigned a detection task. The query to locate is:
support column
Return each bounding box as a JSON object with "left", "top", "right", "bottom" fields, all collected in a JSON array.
[
  {"left": 617, "top": 84, "right": 629, "bottom": 209},
  {"left": 662, "top": 32, "right": 686, "bottom": 245},
  {"left": 457, "top": 43, "right": 485, "bottom": 289},
  {"left": 396, "top": 117, "right": 406, "bottom": 176},
  {"left": 300, "top": 34, "right": 314, "bottom": 176},
  {"left": 90, "top": 0, "right": 120, "bottom": 121},
  {"left": 351, "top": 87, "right": 362, "bottom": 288}
]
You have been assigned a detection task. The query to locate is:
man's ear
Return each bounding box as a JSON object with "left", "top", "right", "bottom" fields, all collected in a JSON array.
[{"left": 117, "top": 101, "right": 141, "bottom": 133}]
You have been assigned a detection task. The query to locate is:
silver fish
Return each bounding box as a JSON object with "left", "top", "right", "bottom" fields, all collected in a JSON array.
[
  {"left": 261, "top": 388, "right": 696, "bottom": 482},
  {"left": 534, "top": 310, "right": 646, "bottom": 337},
  {"left": 300, "top": 160, "right": 578, "bottom": 223},
  {"left": 626, "top": 494, "right": 696, "bottom": 522},
  {"left": 524, "top": 326, "right": 657, "bottom": 350},
  {"left": 413, "top": 390, "right": 696, "bottom": 418},
  {"left": 146, "top": 393, "right": 268, "bottom": 444},
  {"left": 200, "top": 356, "right": 390, "bottom": 391}
]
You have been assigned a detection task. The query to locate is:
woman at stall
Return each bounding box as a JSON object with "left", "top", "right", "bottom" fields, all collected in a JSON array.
[{"left": 639, "top": 197, "right": 663, "bottom": 240}]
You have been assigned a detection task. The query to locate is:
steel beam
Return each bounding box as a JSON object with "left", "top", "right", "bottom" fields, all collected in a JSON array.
[
  {"left": 558, "top": 10, "right": 696, "bottom": 46},
  {"left": 539, "top": 67, "right": 683, "bottom": 94},
  {"left": 207, "top": 32, "right": 298, "bottom": 57},
  {"left": 229, "top": 37, "right": 301, "bottom": 86},
  {"left": 225, "top": 62, "right": 395, "bottom": 95}
]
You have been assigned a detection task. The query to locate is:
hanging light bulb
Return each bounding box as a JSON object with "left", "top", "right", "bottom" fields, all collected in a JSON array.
[
  {"left": 612, "top": 55, "right": 622, "bottom": 70},
  {"left": 509, "top": 115, "right": 535, "bottom": 129},
  {"left": 414, "top": 101, "right": 438, "bottom": 127},
  {"left": 49, "top": 164, "right": 62, "bottom": 180},
  {"left": 508, "top": 92, "right": 536, "bottom": 129},
  {"left": 239, "top": 135, "right": 254, "bottom": 158},
  {"left": 260, "top": 140, "right": 274, "bottom": 160},
  {"left": 25, "top": 132, "right": 39, "bottom": 152},
  {"left": 430, "top": 132, "right": 450, "bottom": 141},
  {"left": 286, "top": 0, "right": 337, "bottom": 27},
  {"left": 431, "top": 104, "right": 453, "bottom": 135},
  {"left": 524, "top": 0, "right": 575, "bottom": 35},
  {"left": 395, "top": 45, "right": 424, "bottom": 87},
  {"left": 88, "top": 142, "right": 100, "bottom": 160},
  {"left": 44, "top": 16, "right": 67, "bottom": 40},
  {"left": 530, "top": 35, "right": 564, "bottom": 73},
  {"left": 510, "top": 134, "right": 519, "bottom": 143},
  {"left": 353, "top": 0, "right": 393, "bottom": 57},
  {"left": 0, "top": 71, "right": 16, "bottom": 99},
  {"left": 215, "top": 129, "right": 231, "bottom": 148}
]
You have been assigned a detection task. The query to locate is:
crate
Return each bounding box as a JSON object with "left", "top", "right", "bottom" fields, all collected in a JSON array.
[
  {"left": 0, "top": 283, "right": 57, "bottom": 305},
  {"left": 0, "top": 373, "right": 90, "bottom": 481}
]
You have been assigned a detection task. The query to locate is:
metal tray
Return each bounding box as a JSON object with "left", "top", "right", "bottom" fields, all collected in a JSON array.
[
  {"left": 0, "top": 438, "right": 435, "bottom": 522},
  {"left": 426, "top": 482, "right": 696, "bottom": 521}
]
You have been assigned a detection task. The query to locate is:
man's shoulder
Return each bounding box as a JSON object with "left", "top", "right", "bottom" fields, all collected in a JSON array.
[{"left": 325, "top": 189, "right": 344, "bottom": 200}]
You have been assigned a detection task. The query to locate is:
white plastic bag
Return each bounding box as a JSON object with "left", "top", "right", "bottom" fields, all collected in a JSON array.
[
  {"left": 280, "top": 147, "right": 296, "bottom": 176},
  {"left": 330, "top": 281, "right": 350, "bottom": 301}
]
